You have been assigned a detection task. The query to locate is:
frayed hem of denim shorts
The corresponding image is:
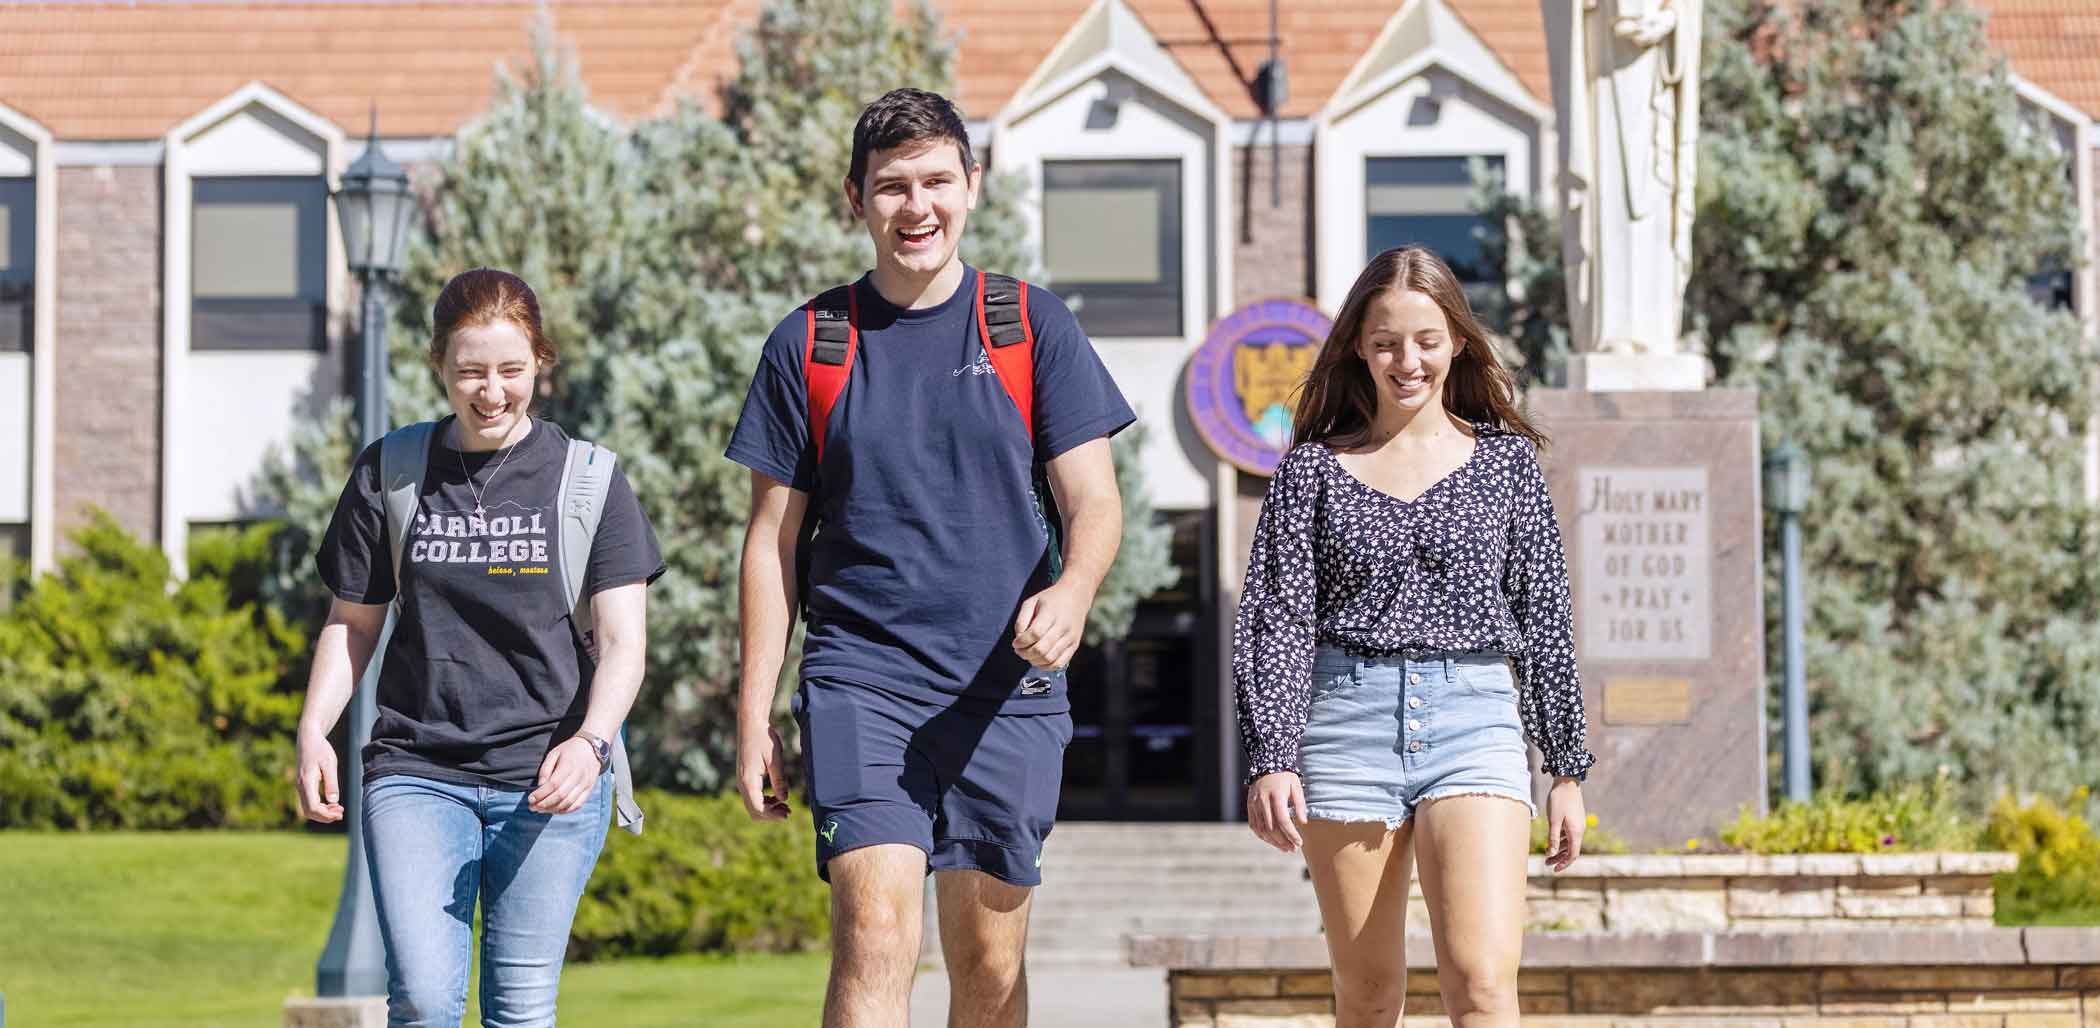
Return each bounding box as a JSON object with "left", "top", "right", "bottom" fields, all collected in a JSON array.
[
  {"left": 1303, "top": 807, "right": 1409, "bottom": 831},
  {"left": 1412, "top": 789, "right": 1537, "bottom": 818}
]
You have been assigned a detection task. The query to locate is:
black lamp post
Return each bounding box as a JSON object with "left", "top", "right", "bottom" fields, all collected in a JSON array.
[
  {"left": 1763, "top": 440, "right": 1813, "bottom": 803},
  {"left": 336, "top": 109, "right": 414, "bottom": 446},
  {"left": 316, "top": 109, "right": 413, "bottom": 999}
]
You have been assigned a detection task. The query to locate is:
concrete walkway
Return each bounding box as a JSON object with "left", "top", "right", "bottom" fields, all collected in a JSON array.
[{"left": 909, "top": 966, "right": 1167, "bottom": 1027}]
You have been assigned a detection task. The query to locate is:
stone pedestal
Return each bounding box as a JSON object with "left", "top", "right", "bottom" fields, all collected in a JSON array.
[
  {"left": 1567, "top": 352, "right": 1706, "bottom": 392},
  {"left": 1528, "top": 389, "right": 1766, "bottom": 847},
  {"left": 283, "top": 996, "right": 386, "bottom": 1028}
]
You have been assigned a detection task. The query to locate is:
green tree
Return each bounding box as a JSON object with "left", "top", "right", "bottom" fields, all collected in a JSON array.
[
  {"left": 1481, "top": 0, "right": 2099, "bottom": 805},
  {"left": 259, "top": 0, "right": 1175, "bottom": 790},
  {"left": 1088, "top": 425, "right": 1180, "bottom": 646},
  {"left": 1471, "top": 163, "right": 1572, "bottom": 388},
  {"left": 1697, "top": 0, "right": 2097, "bottom": 803}
]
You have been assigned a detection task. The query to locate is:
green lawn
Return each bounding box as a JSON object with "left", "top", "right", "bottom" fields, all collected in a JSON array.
[{"left": 0, "top": 832, "right": 827, "bottom": 1027}]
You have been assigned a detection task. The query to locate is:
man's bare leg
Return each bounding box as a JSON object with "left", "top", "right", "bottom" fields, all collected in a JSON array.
[
  {"left": 936, "top": 869, "right": 1034, "bottom": 1028},
  {"left": 826, "top": 844, "right": 930, "bottom": 1028}
]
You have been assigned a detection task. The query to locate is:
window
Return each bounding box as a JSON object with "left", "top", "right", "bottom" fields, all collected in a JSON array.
[
  {"left": 0, "top": 177, "right": 31, "bottom": 353},
  {"left": 1365, "top": 156, "right": 1506, "bottom": 298},
  {"left": 2030, "top": 268, "right": 2075, "bottom": 312},
  {"left": 1042, "top": 160, "right": 1182, "bottom": 337},
  {"left": 191, "top": 177, "right": 327, "bottom": 350}
]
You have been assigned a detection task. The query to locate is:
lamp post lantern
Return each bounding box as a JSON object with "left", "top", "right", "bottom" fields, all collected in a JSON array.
[
  {"left": 316, "top": 107, "right": 413, "bottom": 998},
  {"left": 335, "top": 108, "right": 414, "bottom": 447},
  {"left": 1763, "top": 440, "right": 1813, "bottom": 803}
]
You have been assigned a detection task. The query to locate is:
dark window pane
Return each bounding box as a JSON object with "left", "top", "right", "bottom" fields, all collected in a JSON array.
[
  {"left": 0, "top": 295, "right": 28, "bottom": 353},
  {"left": 1043, "top": 160, "right": 1182, "bottom": 338},
  {"left": 192, "top": 177, "right": 327, "bottom": 351},
  {"left": 2030, "top": 268, "right": 2075, "bottom": 312},
  {"left": 191, "top": 299, "right": 327, "bottom": 351},
  {"left": 1365, "top": 156, "right": 1505, "bottom": 293},
  {"left": 0, "top": 177, "right": 30, "bottom": 280},
  {"left": 0, "top": 178, "right": 31, "bottom": 353}
]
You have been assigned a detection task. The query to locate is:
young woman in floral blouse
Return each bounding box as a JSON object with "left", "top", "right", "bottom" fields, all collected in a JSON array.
[{"left": 1235, "top": 247, "right": 1595, "bottom": 1027}]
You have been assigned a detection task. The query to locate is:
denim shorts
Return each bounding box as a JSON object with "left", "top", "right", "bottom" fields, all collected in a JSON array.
[{"left": 1298, "top": 647, "right": 1536, "bottom": 828}]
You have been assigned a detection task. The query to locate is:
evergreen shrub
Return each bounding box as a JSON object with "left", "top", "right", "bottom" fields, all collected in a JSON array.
[
  {"left": 0, "top": 515, "right": 306, "bottom": 829},
  {"left": 569, "top": 789, "right": 830, "bottom": 960}
]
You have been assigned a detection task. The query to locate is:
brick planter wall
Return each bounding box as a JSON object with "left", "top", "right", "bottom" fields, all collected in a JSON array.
[
  {"left": 1510, "top": 852, "right": 2016, "bottom": 933},
  {"left": 1137, "top": 927, "right": 2100, "bottom": 1028}
]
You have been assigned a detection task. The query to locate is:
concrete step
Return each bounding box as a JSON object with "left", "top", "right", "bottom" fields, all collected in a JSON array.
[
  {"left": 1046, "top": 823, "right": 1278, "bottom": 851},
  {"left": 1037, "top": 872, "right": 1310, "bottom": 893},
  {"left": 1024, "top": 889, "right": 1302, "bottom": 910},
  {"left": 920, "top": 822, "right": 1324, "bottom": 969}
]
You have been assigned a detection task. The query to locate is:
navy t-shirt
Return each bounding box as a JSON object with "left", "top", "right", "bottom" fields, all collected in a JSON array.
[{"left": 727, "top": 266, "right": 1134, "bottom": 714}]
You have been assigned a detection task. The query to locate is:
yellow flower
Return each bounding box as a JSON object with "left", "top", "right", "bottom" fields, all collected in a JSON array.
[
  {"left": 1685, "top": 838, "right": 1701, "bottom": 851},
  {"left": 2075, "top": 785, "right": 2091, "bottom": 802},
  {"left": 1586, "top": 814, "right": 1599, "bottom": 828}
]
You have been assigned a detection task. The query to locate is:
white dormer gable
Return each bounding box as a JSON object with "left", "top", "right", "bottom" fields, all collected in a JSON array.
[
  {"left": 1312, "top": 0, "right": 1551, "bottom": 312},
  {"left": 1001, "top": 0, "right": 1229, "bottom": 129},
  {"left": 1326, "top": 0, "right": 1550, "bottom": 125},
  {"left": 161, "top": 82, "right": 347, "bottom": 575},
  {"left": 990, "top": 0, "right": 1234, "bottom": 511}
]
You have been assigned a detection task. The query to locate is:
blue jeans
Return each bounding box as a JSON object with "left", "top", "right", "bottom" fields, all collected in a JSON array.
[{"left": 362, "top": 771, "right": 611, "bottom": 1028}]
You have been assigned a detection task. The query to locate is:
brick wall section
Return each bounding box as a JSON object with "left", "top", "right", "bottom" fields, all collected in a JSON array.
[
  {"left": 54, "top": 163, "right": 162, "bottom": 545},
  {"left": 1231, "top": 142, "right": 1314, "bottom": 307},
  {"left": 1171, "top": 967, "right": 2100, "bottom": 1027},
  {"left": 1501, "top": 853, "right": 2011, "bottom": 934}
]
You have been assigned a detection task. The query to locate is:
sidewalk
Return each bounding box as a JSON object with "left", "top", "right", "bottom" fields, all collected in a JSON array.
[{"left": 909, "top": 966, "right": 1166, "bottom": 1027}]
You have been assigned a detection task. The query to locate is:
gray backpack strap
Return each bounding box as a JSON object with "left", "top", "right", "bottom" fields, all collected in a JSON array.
[
  {"left": 557, "top": 437, "right": 645, "bottom": 837},
  {"left": 378, "top": 422, "right": 438, "bottom": 602}
]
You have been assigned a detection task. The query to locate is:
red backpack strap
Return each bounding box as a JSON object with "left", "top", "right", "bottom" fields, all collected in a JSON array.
[
  {"left": 975, "top": 272, "right": 1035, "bottom": 444},
  {"left": 803, "top": 284, "right": 859, "bottom": 465}
]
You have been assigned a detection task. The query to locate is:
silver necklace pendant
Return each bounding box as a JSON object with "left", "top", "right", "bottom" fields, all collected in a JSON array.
[{"left": 458, "top": 418, "right": 523, "bottom": 521}]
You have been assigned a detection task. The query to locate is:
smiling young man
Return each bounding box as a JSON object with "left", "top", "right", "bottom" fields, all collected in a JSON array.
[{"left": 726, "top": 89, "right": 1134, "bottom": 1027}]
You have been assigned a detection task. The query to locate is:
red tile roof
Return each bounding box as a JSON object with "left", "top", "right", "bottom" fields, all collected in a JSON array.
[
  {"left": 1978, "top": 1, "right": 2100, "bottom": 120},
  {"left": 0, "top": 2, "right": 729, "bottom": 139},
  {"left": 939, "top": 0, "right": 1409, "bottom": 122},
  {"left": 0, "top": 0, "right": 2092, "bottom": 141}
]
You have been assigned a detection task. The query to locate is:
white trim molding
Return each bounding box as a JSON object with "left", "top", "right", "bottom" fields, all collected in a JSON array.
[
  {"left": 162, "top": 82, "right": 345, "bottom": 575},
  {"left": 0, "top": 102, "right": 57, "bottom": 574},
  {"left": 2010, "top": 75, "right": 2100, "bottom": 500},
  {"left": 989, "top": 0, "right": 1236, "bottom": 510},
  {"left": 1313, "top": 0, "right": 1550, "bottom": 311}
]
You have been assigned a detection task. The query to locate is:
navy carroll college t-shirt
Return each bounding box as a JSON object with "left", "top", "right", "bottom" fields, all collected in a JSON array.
[
  {"left": 316, "top": 417, "right": 666, "bottom": 788},
  {"left": 726, "top": 266, "right": 1135, "bottom": 715}
]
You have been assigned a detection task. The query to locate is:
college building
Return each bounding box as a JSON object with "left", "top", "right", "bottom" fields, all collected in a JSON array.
[{"left": 2, "top": 0, "right": 2094, "bottom": 818}]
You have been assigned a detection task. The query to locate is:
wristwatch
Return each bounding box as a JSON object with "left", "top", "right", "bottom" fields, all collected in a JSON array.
[{"left": 575, "top": 731, "right": 612, "bottom": 773}]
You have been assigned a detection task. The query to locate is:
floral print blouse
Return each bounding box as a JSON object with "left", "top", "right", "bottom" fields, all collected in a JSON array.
[{"left": 1233, "top": 426, "right": 1596, "bottom": 782}]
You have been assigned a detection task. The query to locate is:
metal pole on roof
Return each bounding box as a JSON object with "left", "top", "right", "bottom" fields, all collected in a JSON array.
[{"left": 1269, "top": 0, "right": 1280, "bottom": 208}]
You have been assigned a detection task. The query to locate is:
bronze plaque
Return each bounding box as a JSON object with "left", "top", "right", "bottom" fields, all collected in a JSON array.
[{"left": 1605, "top": 677, "right": 1694, "bottom": 725}]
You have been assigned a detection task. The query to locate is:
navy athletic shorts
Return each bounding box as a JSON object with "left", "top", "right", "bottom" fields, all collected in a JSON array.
[{"left": 792, "top": 676, "right": 1073, "bottom": 888}]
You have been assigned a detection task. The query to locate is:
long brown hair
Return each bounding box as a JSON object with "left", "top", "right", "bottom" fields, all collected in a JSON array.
[{"left": 1290, "top": 246, "right": 1545, "bottom": 450}]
